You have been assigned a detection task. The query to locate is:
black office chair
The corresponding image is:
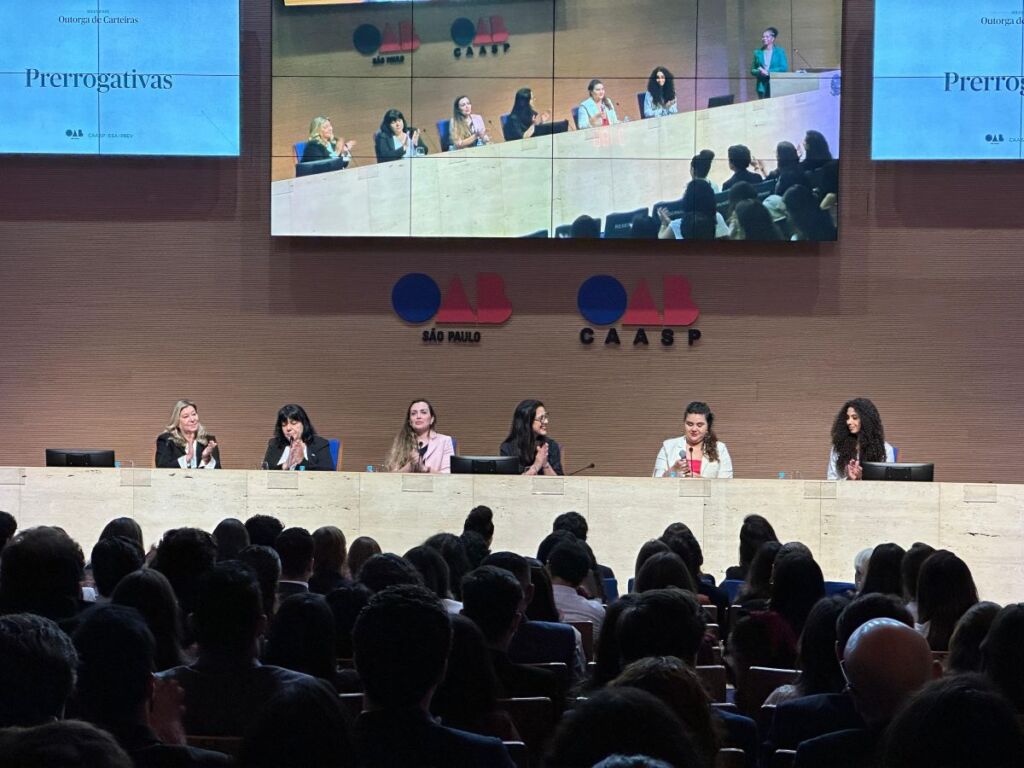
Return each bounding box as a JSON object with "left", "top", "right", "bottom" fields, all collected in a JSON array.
[{"left": 603, "top": 207, "right": 648, "bottom": 238}]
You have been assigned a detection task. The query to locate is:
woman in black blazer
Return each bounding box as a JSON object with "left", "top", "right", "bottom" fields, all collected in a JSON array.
[
  {"left": 263, "top": 403, "right": 334, "bottom": 471},
  {"left": 374, "top": 108, "right": 427, "bottom": 163},
  {"left": 155, "top": 400, "right": 220, "bottom": 469}
]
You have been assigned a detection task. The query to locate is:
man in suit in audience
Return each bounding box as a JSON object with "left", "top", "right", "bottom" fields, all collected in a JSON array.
[
  {"left": 547, "top": 540, "right": 606, "bottom": 637},
  {"left": 352, "top": 584, "right": 515, "bottom": 767},
  {"left": 273, "top": 527, "right": 313, "bottom": 598},
  {"left": 0, "top": 613, "right": 77, "bottom": 728},
  {"left": 794, "top": 618, "right": 941, "bottom": 768},
  {"left": 461, "top": 565, "right": 564, "bottom": 709},
  {"left": 721, "top": 144, "right": 764, "bottom": 191},
  {"left": 159, "top": 562, "right": 315, "bottom": 735},
  {"left": 767, "top": 593, "right": 914, "bottom": 756}
]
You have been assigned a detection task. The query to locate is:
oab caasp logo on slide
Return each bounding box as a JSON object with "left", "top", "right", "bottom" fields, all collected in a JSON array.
[
  {"left": 391, "top": 273, "right": 512, "bottom": 345},
  {"left": 577, "top": 275, "right": 702, "bottom": 348}
]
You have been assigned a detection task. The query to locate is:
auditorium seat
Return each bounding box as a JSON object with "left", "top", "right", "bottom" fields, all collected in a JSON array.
[
  {"left": 696, "top": 664, "right": 728, "bottom": 703},
  {"left": 654, "top": 196, "right": 685, "bottom": 219},
  {"left": 824, "top": 581, "right": 855, "bottom": 596},
  {"left": 602, "top": 577, "right": 618, "bottom": 602},
  {"left": 721, "top": 579, "right": 743, "bottom": 603},
  {"left": 717, "top": 747, "right": 746, "bottom": 768},
  {"left": 603, "top": 207, "right": 648, "bottom": 238},
  {"left": 636, "top": 92, "right": 646, "bottom": 117},
  {"left": 742, "top": 667, "right": 799, "bottom": 713},
  {"left": 328, "top": 439, "right": 342, "bottom": 470},
  {"left": 339, "top": 692, "right": 364, "bottom": 719},
  {"left": 771, "top": 749, "right": 797, "bottom": 768},
  {"left": 554, "top": 218, "right": 602, "bottom": 239},
  {"left": 568, "top": 621, "right": 594, "bottom": 662},
  {"left": 703, "top": 605, "right": 718, "bottom": 623},
  {"left": 496, "top": 697, "right": 555, "bottom": 758},
  {"left": 521, "top": 229, "right": 549, "bottom": 238},
  {"left": 570, "top": 106, "right": 580, "bottom": 130},
  {"left": 186, "top": 735, "right": 242, "bottom": 757},
  {"left": 295, "top": 157, "right": 347, "bottom": 178},
  {"left": 527, "top": 661, "right": 569, "bottom": 691},
  {"left": 503, "top": 740, "right": 529, "bottom": 768},
  {"left": 437, "top": 119, "right": 452, "bottom": 152}
]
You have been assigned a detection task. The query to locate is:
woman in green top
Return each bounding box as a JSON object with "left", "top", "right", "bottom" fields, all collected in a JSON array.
[{"left": 751, "top": 27, "right": 789, "bottom": 99}]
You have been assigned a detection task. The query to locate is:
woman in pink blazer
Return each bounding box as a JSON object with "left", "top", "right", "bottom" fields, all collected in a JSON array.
[{"left": 384, "top": 399, "right": 455, "bottom": 473}]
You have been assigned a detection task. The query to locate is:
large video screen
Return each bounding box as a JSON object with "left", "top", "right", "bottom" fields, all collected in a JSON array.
[
  {"left": 0, "top": 1, "right": 240, "bottom": 157},
  {"left": 872, "top": 0, "right": 1024, "bottom": 160},
  {"left": 272, "top": 0, "right": 843, "bottom": 240}
]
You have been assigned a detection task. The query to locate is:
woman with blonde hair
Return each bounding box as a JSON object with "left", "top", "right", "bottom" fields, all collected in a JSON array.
[
  {"left": 155, "top": 399, "right": 219, "bottom": 469},
  {"left": 300, "top": 115, "right": 355, "bottom": 165},
  {"left": 448, "top": 95, "right": 491, "bottom": 150},
  {"left": 384, "top": 399, "right": 454, "bottom": 473}
]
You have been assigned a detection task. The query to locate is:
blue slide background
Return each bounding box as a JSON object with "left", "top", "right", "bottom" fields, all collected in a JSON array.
[{"left": 0, "top": 0, "right": 239, "bottom": 156}]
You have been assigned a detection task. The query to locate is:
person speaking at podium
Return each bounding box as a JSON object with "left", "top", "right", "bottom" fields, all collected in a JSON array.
[
  {"left": 577, "top": 79, "right": 619, "bottom": 128},
  {"left": 263, "top": 404, "right": 333, "bottom": 471},
  {"left": 827, "top": 398, "right": 895, "bottom": 480},
  {"left": 653, "top": 401, "right": 733, "bottom": 478},
  {"left": 751, "top": 26, "right": 788, "bottom": 99},
  {"left": 384, "top": 399, "right": 454, "bottom": 473},
  {"left": 155, "top": 400, "right": 220, "bottom": 469},
  {"left": 499, "top": 399, "right": 563, "bottom": 475}
]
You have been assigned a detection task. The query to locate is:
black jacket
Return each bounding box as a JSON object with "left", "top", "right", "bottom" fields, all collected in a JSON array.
[{"left": 262, "top": 435, "right": 334, "bottom": 471}]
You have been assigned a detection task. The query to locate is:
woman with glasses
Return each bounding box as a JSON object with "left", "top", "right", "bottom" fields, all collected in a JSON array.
[
  {"left": 499, "top": 399, "right": 563, "bottom": 475},
  {"left": 653, "top": 401, "right": 733, "bottom": 478}
]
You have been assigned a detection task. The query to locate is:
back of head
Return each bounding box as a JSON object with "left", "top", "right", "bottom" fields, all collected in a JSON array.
[
  {"left": 769, "top": 553, "right": 825, "bottom": 636},
  {"left": 244, "top": 515, "right": 284, "bottom": 548},
  {"left": 631, "top": 213, "right": 661, "bottom": 239},
  {"left": 882, "top": 674, "right": 1024, "bottom": 768},
  {"left": 537, "top": 529, "right": 577, "bottom": 565},
  {"left": 110, "top": 568, "right": 184, "bottom": 671},
  {"left": 325, "top": 583, "right": 372, "bottom": 659},
  {"left": 590, "top": 594, "right": 640, "bottom": 689},
  {"left": 728, "top": 143, "right": 752, "bottom": 169},
  {"left": 213, "top": 518, "right": 250, "bottom": 561},
  {"left": 682, "top": 179, "right": 716, "bottom": 217},
  {"left": 352, "top": 584, "right": 451, "bottom": 708},
  {"left": 795, "top": 595, "right": 849, "bottom": 696},
  {"left": 900, "top": 542, "right": 935, "bottom": 602},
  {"left": 917, "top": 549, "right": 978, "bottom": 650},
  {"left": 312, "top": 525, "right": 347, "bottom": 576},
  {"left": 150, "top": 527, "right": 217, "bottom": 615},
  {"left": 431, "top": 614, "right": 502, "bottom": 727},
  {"left": 403, "top": 545, "right": 451, "bottom": 600},
  {"left": 98, "top": 517, "right": 143, "bottom": 551},
  {"left": 237, "top": 545, "right": 281, "bottom": 618},
  {"left": 0, "top": 613, "right": 77, "bottom": 727},
  {"left": 741, "top": 540, "right": 781, "bottom": 600},
  {"left": 0, "top": 526, "right": 85, "bottom": 619},
  {"left": 90, "top": 536, "right": 143, "bottom": 598},
  {"left": 661, "top": 535, "right": 702, "bottom": 587},
  {"left": 482, "top": 551, "right": 531, "bottom": 587},
  {"left": 346, "top": 536, "right": 381, "bottom": 579},
  {"left": 734, "top": 199, "right": 781, "bottom": 240},
  {"left": 774, "top": 168, "right": 810, "bottom": 197},
  {"left": 463, "top": 505, "right": 495, "bottom": 543},
  {"left": 738, "top": 515, "right": 778, "bottom": 569},
  {"left": 836, "top": 592, "right": 913, "bottom": 653},
  {"left": 634, "top": 539, "right": 671, "bottom": 579},
  {"left": 635, "top": 552, "right": 696, "bottom": 594},
  {"left": 424, "top": 533, "right": 472, "bottom": 600},
  {"left": 728, "top": 611, "right": 797, "bottom": 672},
  {"left": 0, "top": 720, "right": 132, "bottom": 768},
  {"left": 859, "top": 542, "right": 906, "bottom": 597},
  {"left": 461, "top": 565, "right": 523, "bottom": 645},
  {"left": 0, "top": 510, "right": 17, "bottom": 551},
  {"left": 553, "top": 511, "right": 588, "bottom": 541},
  {"left": 274, "top": 527, "right": 314, "bottom": 581},
  {"left": 618, "top": 588, "right": 706, "bottom": 666},
  {"left": 948, "top": 600, "right": 1001, "bottom": 674},
  {"left": 358, "top": 553, "right": 423, "bottom": 594},
  {"left": 459, "top": 530, "right": 490, "bottom": 569},
  {"left": 193, "top": 561, "right": 263, "bottom": 658},
  {"left": 660, "top": 523, "right": 703, "bottom": 569},
  {"left": 546, "top": 687, "right": 702, "bottom": 768},
  {"left": 526, "top": 565, "right": 559, "bottom": 623},
  {"left": 237, "top": 677, "right": 354, "bottom": 768},
  {"left": 571, "top": 215, "right": 601, "bottom": 238},
  {"left": 264, "top": 592, "right": 336, "bottom": 682},
  {"left": 691, "top": 149, "right": 714, "bottom": 179},
  {"left": 72, "top": 604, "right": 154, "bottom": 726},
  {"left": 547, "top": 539, "right": 591, "bottom": 588},
  {"left": 981, "top": 602, "right": 1024, "bottom": 711}
]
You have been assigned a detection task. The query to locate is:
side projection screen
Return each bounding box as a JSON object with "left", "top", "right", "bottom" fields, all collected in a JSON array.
[{"left": 271, "top": 0, "right": 843, "bottom": 239}]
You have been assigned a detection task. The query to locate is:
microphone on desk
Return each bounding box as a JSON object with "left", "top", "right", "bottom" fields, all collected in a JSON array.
[
  {"left": 794, "top": 48, "right": 815, "bottom": 73},
  {"left": 569, "top": 463, "right": 596, "bottom": 476}
]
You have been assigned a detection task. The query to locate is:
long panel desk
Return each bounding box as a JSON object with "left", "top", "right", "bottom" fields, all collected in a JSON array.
[
  {"left": 2, "top": 467, "right": 1018, "bottom": 604},
  {"left": 271, "top": 73, "right": 840, "bottom": 237}
]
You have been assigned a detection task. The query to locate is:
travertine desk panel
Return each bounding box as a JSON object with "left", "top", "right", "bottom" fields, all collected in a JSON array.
[{"left": 3, "top": 469, "right": 1019, "bottom": 604}]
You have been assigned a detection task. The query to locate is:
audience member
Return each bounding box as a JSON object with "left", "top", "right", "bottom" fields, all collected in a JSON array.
[
  {"left": 733, "top": 199, "right": 783, "bottom": 240},
  {"left": 424, "top": 533, "right": 473, "bottom": 600},
  {"left": 309, "top": 525, "right": 349, "bottom": 594},
  {"left": 783, "top": 185, "right": 837, "bottom": 241},
  {"left": 462, "top": 506, "right": 494, "bottom": 547},
  {"left": 537, "top": 529, "right": 576, "bottom": 565},
  {"left": 947, "top": 600, "right": 1001, "bottom": 674},
  {"left": 547, "top": 539, "right": 606, "bottom": 636},
  {"left": 325, "top": 583, "right": 372, "bottom": 661},
  {"left": 358, "top": 552, "right": 423, "bottom": 593},
  {"left": 243, "top": 515, "right": 283, "bottom": 548},
  {"left": 346, "top": 535, "right": 381, "bottom": 580},
  {"left": 459, "top": 529, "right": 490, "bottom": 570},
  {"left": 858, "top": 542, "right": 905, "bottom": 597},
  {"left": 0, "top": 720, "right": 132, "bottom": 768},
  {"left": 274, "top": 527, "right": 314, "bottom": 598},
  {"left": 351, "top": 584, "right": 515, "bottom": 767},
  {"left": 853, "top": 547, "right": 873, "bottom": 592},
  {"left": 150, "top": 527, "right": 217, "bottom": 616},
  {"left": 0, "top": 613, "right": 77, "bottom": 727},
  {"left": 0, "top": 526, "right": 86, "bottom": 624},
  {"left": 725, "top": 514, "right": 778, "bottom": 581},
  {"left": 90, "top": 536, "right": 144, "bottom": 599},
  {"left": 111, "top": 568, "right": 187, "bottom": 671},
  {"left": 721, "top": 144, "right": 763, "bottom": 190},
  {"left": 634, "top": 552, "right": 696, "bottom": 593},
  {"left": 634, "top": 539, "right": 671, "bottom": 584},
  {"left": 212, "top": 518, "right": 249, "bottom": 561},
  {"left": 916, "top": 549, "right": 978, "bottom": 651},
  {"left": 264, "top": 592, "right": 337, "bottom": 685},
  {"left": 570, "top": 214, "right": 601, "bottom": 238},
  {"left": 737, "top": 540, "right": 781, "bottom": 606},
  {"left": 159, "top": 561, "right": 316, "bottom": 735},
  {"left": 526, "top": 564, "right": 561, "bottom": 622},
  {"left": 404, "top": 544, "right": 460, "bottom": 612},
  {"left": 981, "top": 602, "right": 1024, "bottom": 713},
  {"left": 0, "top": 509, "right": 17, "bottom": 551},
  {"left": 98, "top": 517, "right": 144, "bottom": 552},
  {"left": 899, "top": 542, "right": 935, "bottom": 621},
  {"left": 631, "top": 213, "right": 661, "bottom": 239},
  {"left": 727, "top": 610, "right": 798, "bottom": 716},
  {"left": 237, "top": 544, "right": 281, "bottom": 619},
  {"left": 765, "top": 595, "right": 849, "bottom": 705},
  {"left": 661, "top": 524, "right": 728, "bottom": 614},
  {"left": 587, "top": 594, "right": 640, "bottom": 690},
  {"left": 769, "top": 552, "right": 825, "bottom": 638}
]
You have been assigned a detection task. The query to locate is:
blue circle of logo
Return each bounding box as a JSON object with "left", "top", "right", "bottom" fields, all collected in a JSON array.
[
  {"left": 577, "top": 275, "right": 627, "bottom": 326},
  {"left": 392, "top": 273, "right": 441, "bottom": 324},
  {"left": 450, "top": 17, "right": 476, "bottom": 47},
  {"left": 353, "top": 24, "right": 382, "bottom": 55}
]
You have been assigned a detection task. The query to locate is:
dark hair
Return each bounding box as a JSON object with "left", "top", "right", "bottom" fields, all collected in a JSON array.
[
  {"left": 526, "top": 565, "right": 560, "bottom": 622},
  {"left": 483, "top": 551, "right": 531, "bottom": 586},
  {"left": 212, "top": 518, "right": 250, "bottom": 561},
  {"left": 264, "top": 592, "right": 336, "bottom": 683},
  {"left": 635, "top": 552, "right": 696, "bottom": 594},
  {"left": 404, "top": 545, "right": 451, "bottom": 600},
  {"left": 238, "top": 678, "right": 354, "bottom": 768},
  {"left": 681, "top": 179, "right": 717, "bottom": 218},
  {"left": 830, "top": 398, "right": 887, "bottom": 477},
  {"left": 618, "top": 588, "right": 707, "bottom": 666},
  {"left": 538, "top": 529, "right": 577, "bottom": 565},
  {"left": 587, "top": 78, "right": 611, "bottom": 108},
  {"left": 646, "top": 67, "right": 676, "bottom": 107},
  {"left": 764, "top": 26, "right": 779, "bottom": 39},
  {"left": 981, "top": 603, "right": 1024, "bottom": 710},
  {"left": 803, "top": 130, "right": 833, "bottom": 162},
  {"left": 775, "top": 141, "right": 800, "bottom": 172},
  {"left": 379, "top": 108, "right": 406, "bottom": 136},
  {"left": 460, "top": 530, "right": 490, "bottom": 570},
  {"left": 570, "top": 215, "right": 601, "bottom": 238},
  {"left": 358, "top": 553, "right": 423, "bottom": 594},
  {"left": 461, "top": 565, "right": 523, "bottom": 645},
  {"left": 634, "top": 539, "right": 671, "bottom": 581},
  {"left": 917, "top": 550, "right": 978, "bottom": 651},
  {"left": 546, "top": 687, "right": 701, "bottom": 768},
  {"left": 244, "top": 515, "right": 284, "bottom": 548},
  {"left": 588, "top": 594, "right": 639, "bottom": 690},
  {"left": 901, "top": 542, "right": 935, "bottom": 602},
  {"left": 726, "top": 180, "right": 759, "bottom": 218},
  {"left": 274, "top": 527, "right": 314, "bottom": 580},
  {"left": 0, "top": 527, "right": 85, "bottom": 621},
  {"left": 346, "top": 536, "right": 381, "bottom": 579},
  {"left": 353, "top": 584, "right": 452, "bottom": 708},
  {"left": 948, "top": 600, "right": 1001, "bottom": 674},
  {"left": 0, "top": 720, "right": 132, "bottom": 768},
  {"left": 553, "top": 511, "right": 588, "bottom": 541},
  {"left": 0, "top": 510, "right": 16, "bottom": 551},
  {"left": 679, "top": 212, "right": 716, "bottom": 240},
  {"left": 110, "top": 568, "right": 184, "bottom": 671},
  {"left": 150, "top": 527, "right": 217, "bottom": 616},
  {"left": 631, "top": 213, "right": 661, "bottom": 239},
  {"left": 774, "top": 168, "right": 811, "bottom": 197},
  {"left": 835, "top": 593, "right": 913, "bottom": 653},
  {"left": 881, "top": 674, "right": 1024, "bottom": 768},
  {"left": 510, "top": 87, "right": 536, "bottom": 125},
  {"left": 463, "top": 506, "right": 494, "bottom": 542},
  {"left": 71, "top": 604, "right": 154, "bottom": 725},
  {"left": 90, "top": 536, "right": 143, "bottom": 598},
  {"left": 818, "top": 158, "right": 839, "bottom": 195},
  {"left": 0, "top": 613, "right": 78, "bottom": 727},
  {"left": 860, "top": 542, "right": 906, "bottom": 597},
  {"left": 728, "top": 611, "right": 798, "bottom": 687},
  {"left": 325, "top": 583, "right": 372, "bottom": 659},
  {"left": 431, "top": 614, "right": 504, "bottom": 732},
  {"left": 682, "top": 401, "right": 720, "bottom": 463},
  {"left": 271, "top": 404, "right": 317, "bottom": 448},
  {"left": 424, "top": 533, "right": 472, "bottom": 600},
  {"left": 690, "top": 149, "right": 714, "bottom": 179},
  {"left": 738, "top": 515, "right": 778, "bottom": 572},
  {"left": 311, "top": 525, "right": 347, "bottom": 580},
  {"left": 770, "top": 554, "right": 825, "bottom": 637},
  {"left": 728, "top": 143, "right": 752, "bottom": 169},
  {"left": 739, "top": 540, "right": 781, "bottom": 602},
  {"left": 734, "top": 199, "right": 782, "bottom": 240},
  {"left": 98, "top": 518, "right": 143, "bottom": 551},
  {"left": 236, "top": 545, "right": 281, "bottom": 618},
  {"left": 783, "top": 184, "right": 836, "bottom": 240},
  {"left": 547, "top": 540, "right": 591, "bottom": 586},
  {"left": 794, "top": 595, "right": 849, "bottom": 696},
  {"left": 193, "top": 561, "right": 263, "bottom": 656}
]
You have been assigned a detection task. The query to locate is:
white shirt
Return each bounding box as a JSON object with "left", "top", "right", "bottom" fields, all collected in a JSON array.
[
  {"left": 552, "top": 584, "right": 606, "bottom": 638},
  {"left": 177, "top": 440, "right": 216, "bottom": 470}
]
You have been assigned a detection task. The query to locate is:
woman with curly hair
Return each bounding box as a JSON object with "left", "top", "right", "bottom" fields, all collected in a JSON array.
[
  {"left": 643, "top": 67, "right": 677, "bottom": 118},
  {"left": 827, "top": 397, "right": 894, "bottom": 480}
]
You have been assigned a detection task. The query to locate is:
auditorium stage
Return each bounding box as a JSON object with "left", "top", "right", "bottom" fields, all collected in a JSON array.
[{"left": 2, "top": 469, "right": 1018, "bottom": 604}]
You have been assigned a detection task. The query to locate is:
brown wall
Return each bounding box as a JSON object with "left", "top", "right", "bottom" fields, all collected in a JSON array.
[{"left": 1, "top": 1, "right": 1022, "bottom": 483}]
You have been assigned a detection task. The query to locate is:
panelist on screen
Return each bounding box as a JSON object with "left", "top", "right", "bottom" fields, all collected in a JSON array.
[
  {"left": 300, "top": 116, "right": 355, "bottom": 166},
  {"left": 262, "top": 404, "right": 334, "bottom": 471},
  {"left": 643, "top": 67, "right": 678, "bottom": 118},
  {"left": 499, "top": 399, "right": 563, "bottom": 476},
  {"left": 384, "top": 399, "right": 454, "bottom": 474},
  {"left": 751, "top": 26, "right": 789, "bottom": 99},
  {"left": 653, "top": 401, "right": 733, "bottom": 478},
  {"left": 155, "top": 400, "right": 220, "bottom": 469},
  {"left": 449, "top": 96, "right": 491, "bottom": 150},
  {"left": 577, "top": 79, "right": 619, "bottom": 128},
  {"left": 502, "top": 88, "right": 551, "bottom": 141},
  {"left": 374, "top": 109, "right": 427, "bottom": 163},
  {"left": 827, "top": 398, "right": 895, "bottom": 480}
]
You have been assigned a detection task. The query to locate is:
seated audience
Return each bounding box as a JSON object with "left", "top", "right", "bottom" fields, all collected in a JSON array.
[
  {"left": 90, "top": 536, "right": 143, "bottom": 600},
  {"left": 947, "top": 600, "right": 1001, "bottom": 673},
  {"left": 459, "top": 530, "right": 490, "bottom": 570},
  {"left": 634, "top": 552, "right": 696, "bottom": 593},
  {"left": 769, "top": 551, "right": 825, "bottom": 638},
  {"left": 800, "top": 129, "right": 834, "bottom": 175},
  {"left": 346, "top": 535, "right": 381, "bottom": 579},
  {"left": 782, "top": 184, "right": 837, "bottom": 241},
  {"left": 150, "top": 527, "right": 218, "bottom": 617},
  {"left": 159, "top": 561, "right": 317, "bottom": 735},
  {"left": 725, "top": 514, "right": 779, "bottom": 581},
  {"left": 0, "top": 720, "right": 132, "bottom": 768},
  {"left": 631, "top": 213, "right": 661, "bottom": 239},
  {"left": 859, "top": 542, "right": 905, "bottom": 597},
  {"left": 570, "top": 214, "right": 602, "bottom": 238},
  {"left": 765, "top": 595, "right": 849, "bottom": 705},
  {"left": 899, "top": 541, "right": 935, "bottom": 622},
  {"left": 112, "top": 568, "right": 187, "bottom": 671},
  {"left": 0, "top": 526, "right": 86, "bottom": 624},
  {"left": 325, "top": 583, "right": 372, "bottom": 662},
  {"left": 0, "top": 509, "right": 17, "bottom": 550},
  {"left": 726, "top": 611, "right": 798, "bottom": 716},
  {"left": 309, "top": 525, "right": 349, "bottom": 594},
  {"left": 660, "top": 179, "right": 724, "bottom": 240},
  {"left": 424, "top": 533, "right": 473, "bottom": 600},
  {"left": 243, "top": 515, "right": 284, "bottom": 548},
  {"left": 736, "top": 540, "right": 781, "bottom": 607},
  {"left": 721, "top": 144, "right": 763, "bottom": 191},
  {"left": 358, "top": 553, "right": 423, "bottom": 594},
  {"left": 212, "top": 518, "right": 250, "bottom": 561},
  {"left": 981, "top": 602, "right": 1024, "bottom": 713},
  {"left": 98, "top": 517, "right": 144, "bottom": 552},
  {"left": 263, "top": 592, "right": 337, "bottom": 686},
  {"left": 351, "top": 584, "right": 514, "bottom": 767},
  {"left": 404, "top": 544, "right": 461, "bottom": 613},
  {"left": 753, "top": 140, "right": 801, "bottom": 181},
  {"left": 733, "top": 199, "right": 783, "bottom": 240},
  {"left": 662, "top": 525, "right": 728, "bottom": 615},
  {"left": 916, "top": 549, "right": 978, "bottom": 651},
  {"left": 0, "top": 613, "right": 77, "bottom": 727},
  {"left": 274, "top": 527, "right": 314, "bottom": 598},
  {"left": 586, "top": 594, "right": 640, "bottom": 691},
  {"left": 547, "top": 539, "right": 606, "bottom": 636},
  {"left": 237, "top": 544, "right": 281, "bottom": 619}
]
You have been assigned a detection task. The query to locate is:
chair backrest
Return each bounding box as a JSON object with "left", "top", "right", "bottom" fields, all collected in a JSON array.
[
  {"left": 759, "top": 703, "right": 778, "bottom": 736},
  {"left": 636, "top": 91, "right": 647, "bottom": 117},
  {"left": 338, "top": 692, "right": 364, "bottom": 719},
  {"left": 720, "top": 579, "right": 744, "bottom": 603},
  {"left": 570, "top": 105, "right": 580, "bottom": 130},
  {"left": 716, "top": 747, "right": 747, "bottom": 768},
  {"left": 437, "top": 118, "right": 451, "bottom": 152},
  {"left": 293, "top": 141, "right": 307, "bottom": 163},
  {"left": 703, "top": 605, "right": 718, "bottom": 623},
  {"left": 527, "top": 661, "right": 570, "bottom": 691},
  {"left": 602, "top": 577, "right": 619, "bottom": 603},
  {"left": 654, "top": 197, "right": 686, "bottom": 220},
  {"left": 567, "top": 620, "right": 594, "bottom": 662},
  {"left": 554, "top": 224, "right": 573, "bottom": 238},
  {"left": 705, "top": 623, "right": 721, "bottom": 643},
  {"left": 496, "top": 697, "right": 555, "bottom": 755},
  {"left": 824, "top": 581, "right": 855, "bottom": 596},
  {"left": 503, "top": 740, "right": 529, "bottom": 768},
  {"left": 186, "top": 735, "right": 243, "bottom": 757},
  {"left": 707, "top": 94, "right": 735, "bottom": 108},
  {"left": 522, "top": 229, "right": 549, "bottom": 238},
  {"left": 328, "top": 439, "right": 341, "bottom": 470},
  {"left": 772, "top": 749, "right": 797, "bottom": 768},
  {"left": 500, "top": 113, "right": 509, "bottom": 128},
  {"left": 742, "top": 667, "right": 799, "bottom": 714},
  {"left": 372, "top": 130, "right": 383, "bottom": 163},
  {"left": 604, "top": 207, "right": 648, "bottom": 238},
  {"left": 696, "top": 664, "right": 727, "bottom": 703},
  {"left": 295, "top": 157, "right": 347, "bottom": 178}
]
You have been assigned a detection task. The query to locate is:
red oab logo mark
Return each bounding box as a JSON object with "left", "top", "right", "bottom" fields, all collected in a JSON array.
[{"left": 391, "top": 273, "right": 511, "bottom": 325}]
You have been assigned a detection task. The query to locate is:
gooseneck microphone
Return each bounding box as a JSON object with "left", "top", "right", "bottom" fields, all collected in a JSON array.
[
  {"left": 794, "top": 48, "right": 815, "bottom": 72},
  {"left": 569, "top": 463, "right": 596, "bottom": 476}
]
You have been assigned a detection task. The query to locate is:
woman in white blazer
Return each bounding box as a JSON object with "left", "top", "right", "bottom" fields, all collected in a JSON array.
[{"left": 653, "top": 401, "right": 733, "bottom": 478}]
